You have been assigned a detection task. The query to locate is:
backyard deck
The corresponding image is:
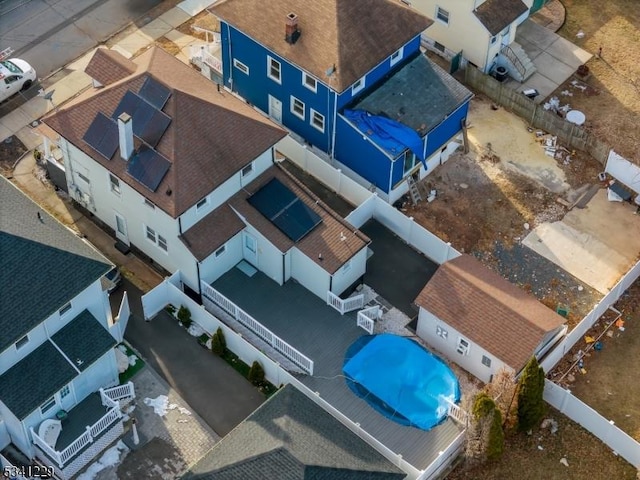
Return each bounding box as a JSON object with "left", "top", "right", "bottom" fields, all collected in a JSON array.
[
  {"left": 55, "top": 392, "right": 111, "bottom": 451},
  {"left": 211, "top": 267, "right": 463, "bottom": 471}
]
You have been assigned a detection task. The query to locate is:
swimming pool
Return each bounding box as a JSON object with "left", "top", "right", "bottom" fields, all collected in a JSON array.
[{"left": 343, "top": 334, "right": 460, "bottom": 431}]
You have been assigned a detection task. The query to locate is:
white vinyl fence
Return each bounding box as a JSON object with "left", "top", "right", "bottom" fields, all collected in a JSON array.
[
  {"left": 545, "top": 380, "right": 640, "bottom": 468},
  {"left": 326, "top": 291, "right": 364, "bottom": 315},
  {"left": 605, "top": 150, "right": 640, "bottom": 194}
]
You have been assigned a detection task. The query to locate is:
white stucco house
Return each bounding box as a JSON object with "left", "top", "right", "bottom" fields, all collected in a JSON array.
[
  {"left": 0, "top": 177, "right": 134, "bottom": 480},
  {"left": 413, "top": 0, "right": 537, "bottom": 81},
  {"left": 42, "top": 47, "right": 369, "bottom": 302},
  {"left": 414, "top": 254, "right": 567, "bottom": 383}
]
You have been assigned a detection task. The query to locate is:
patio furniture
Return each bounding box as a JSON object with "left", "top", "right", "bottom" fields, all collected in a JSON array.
[
  {"left": 38, "top": 419, "right": 62, "bottom": 449},
  {"left": 566, "top": 110, "right": 586, "bottom": 126}
]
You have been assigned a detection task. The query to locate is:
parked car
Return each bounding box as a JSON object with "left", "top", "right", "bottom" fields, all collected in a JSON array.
[
  {"left": 104, "top": 267, "right": 122, "bottom": 293},
  {"left": 1, "top": 58, "right": 37, "bottom": 102}
]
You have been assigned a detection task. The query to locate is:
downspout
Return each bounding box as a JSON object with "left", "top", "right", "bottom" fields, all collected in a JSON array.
[
  {"left": 178, "top": 216, "right": 183, "bottom": 235},
  {"left": 331, "top": 88, "right": 338, "bottom": 159},
  {"left": 388, "top": 156, "right": 394, "bottom": 195},
  {"left": 196, "top": 261, "right": 202, "bottom": 296},
  {"left": 282, "top": 252, "right": 286, "bottom": 285},
  {"left": 226, "top": 23, "right": 234, "bottom": 90}
]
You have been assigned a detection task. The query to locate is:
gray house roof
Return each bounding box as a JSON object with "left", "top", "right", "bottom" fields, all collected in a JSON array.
[
  {"left": 351, "top": 54, "right": 473, "bottom": 136},
  {"left": 0, "top": 178, "right": 111, "bottom": 353},
  {"left": 0, "top": 309, "right": 116, "bottom": 420},
  {"left": 52, "top": 310, "right": 117, "bottom": 372},
  {"left": 183, "top": 384, "right": 406, "bottom": 479},
  {"left": 0, "top": 341, "right": 77, "bottom": 420}
]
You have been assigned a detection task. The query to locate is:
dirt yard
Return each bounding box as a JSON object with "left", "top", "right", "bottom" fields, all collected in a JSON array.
[
  {"left": 0, "top": 136, "right": 27, "bottom": 176},
  {"left": 552, "top": 0, "right": 640, "bottom": 163}
]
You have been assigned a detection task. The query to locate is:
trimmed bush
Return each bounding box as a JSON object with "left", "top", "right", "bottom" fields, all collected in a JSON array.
[
  {"left": 177, "top": 305, "right": 192, "bottom": 328},
  {"left": 248, "top": 361, "right": 265, "bottom": 386},
  {"left": 468, "top": 392, "right": 505, "bottom": 462},
  {"left": 216, "top": 327, "right": 226, "bottom": 351},
  {"left": 517, "top": 356, "right": 546, "bottom": 432},
  {"left": 487, "top": 408, "right": 504, "bottom": 460},
  {"left": 211, "top": 331, "right": 224, "bottom": 356}
]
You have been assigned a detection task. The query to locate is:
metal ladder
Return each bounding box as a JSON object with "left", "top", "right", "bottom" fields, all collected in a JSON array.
[
  {"left": 0, "top": 47, "right": 14, "bottom": 61},
  {"left": 406, "top": 176, "right": 422, "bottom": 205}
]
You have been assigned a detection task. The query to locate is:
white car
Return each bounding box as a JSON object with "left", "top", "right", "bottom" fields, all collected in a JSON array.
[{"left": 0, "top": 58, "right": 36, "bottom": 102}]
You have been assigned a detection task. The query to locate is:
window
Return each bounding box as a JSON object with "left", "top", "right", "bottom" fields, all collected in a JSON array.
[
  {"left": 436, "top": 6, "right": 450, "bottom": 25},
  {"left": 390, "top": 47, "right": 404, "bottom": 66},
  {"left": 290, "top": 96, "right": 305, "bottom": 120},
  {"left": 457, "top": 337, "right": 470, "bottom": 355},
  {"left": 59, "top": 302, "right": 72, "bottom": 316},
  {"left": 351, "top": 77, "right": 365, "bottom": 95},
  {"left": 15, "top": 335, "right": 29, "bottom": 350},
  {"left": 482, "top": 355, "right": 492, "bottom": 367},
  {"left": 109, "top": 174, "right": 121, "bottom": 195},
  {"left": 233, "top": 58, "right": 249, "bottom": 75},
  {"left": 144, "top": 198, "right": 156, "bottom": 209},
  {"left": 77, "top": 172, "right": 90, "bottom": 184},
  {"left": 310, "top": 109, "right": 325, "bottom": 132},
  {"left": 215, "top": 245, "right": 226, "bottom": 257},
  {"left": 436, "top": 325, "right": 448, "bottom": 340},
  {"left": 241, "top": 163, "right": 254, "bottom": 177},
  {"left": 403, "top": 150, "right": 417, "bottom": 173},
  {"left": 302, "top": 72, "right": 317, "bottom": 92},
  {"left": 196, "top": 197, "right": 208, "bottom": 211},
  {"left": 490, "top": 35, "right": 497, "bottom": 45},
  {"left": 146, "top": 225, "right": 157, "bottom": 243},
  {"left": 41, "top": 397, "right": 56, "bottom": 415},
  {"left": 60, "top": 385, "right": 71, "bottom": 399},
  {"left": 157, "top": 234, "right": 168, "bottom": 252},
  {"left": 267, "top": 57, "right": 281, "bottom": 83}
]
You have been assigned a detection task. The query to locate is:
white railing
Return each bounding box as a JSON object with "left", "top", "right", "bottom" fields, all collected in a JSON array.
[
  {"left": 89, "top": 408, "right": 121, "bottom": 439},
  {"left": 30, "top": 427, "right": 63, "bottom": 467},
  {"left": 446, "top": 400, "right": 468, "bottom": 427},
  {"left": 201, "top": 282, "right": 314, "bottom": 375},
  {"left": 357, "top": 306, "right": 379, "bottom": 334},
  {"left": 59, "top": 429, "right": 92, "bottom": 465},
  {"left": 327, "top": 291, "right": 364, "bottom": 315},
  {"left": 101, "top": 382, "right": 135, "bottom": 403}
]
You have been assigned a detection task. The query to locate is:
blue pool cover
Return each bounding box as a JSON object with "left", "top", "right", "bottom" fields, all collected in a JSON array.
[{"left": 343, "top": 334, "right": 460, "bottom": 430}]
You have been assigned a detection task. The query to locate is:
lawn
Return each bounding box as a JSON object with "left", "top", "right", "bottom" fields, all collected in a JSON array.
[{"left": 553, "top": 0, "right": 640, "bottom": 164}]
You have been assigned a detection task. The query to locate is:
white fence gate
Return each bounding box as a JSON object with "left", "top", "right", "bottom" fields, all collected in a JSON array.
[{"left": 327, "top": 291, "right": 364, "bottom": 315}]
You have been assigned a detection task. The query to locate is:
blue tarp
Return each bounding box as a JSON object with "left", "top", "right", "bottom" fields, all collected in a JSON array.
[{"left": 344, "top": 109, "right": 425, "bottom": 165}]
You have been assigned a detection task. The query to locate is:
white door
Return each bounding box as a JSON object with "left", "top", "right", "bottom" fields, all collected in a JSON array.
[
  {"left": 114, "top": 212, "right": 129, "bottom": 245},
  {"left": 243, "top": 232, "right": 258, "bottom": 266},
  {"left": 268, "top": 95, "right": 282, "bottom": 123}
]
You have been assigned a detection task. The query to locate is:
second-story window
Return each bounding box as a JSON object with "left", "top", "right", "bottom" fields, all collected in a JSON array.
[
  {"left": 196, "top": 197, "right": 208, "bottom": 211},
  {"left": 436, "top": 6, "right": 450, "bottom": 25},
  {"left": 15, "top": 335, "right": 29, "bottom": 350},
  {"left": 352, "top": 76, "right": 365, "bottom": 95},
  {"left": 268, "top": 57, "right": 281, "bottom": 83},
  {"left": 302, "top": 72, "right": 317, "bottom": 92},
  {"left": 59, "top": 302, "right": 72, "bottom": 316},
  {"left": 109, "top": 174, "right": 121, "bottom": 196},
  {"left": 241, "top": 163, "right": 254, "bottom": 177},
  {"left": 390, "top": 47, "right": 404, "bottom": 66}
]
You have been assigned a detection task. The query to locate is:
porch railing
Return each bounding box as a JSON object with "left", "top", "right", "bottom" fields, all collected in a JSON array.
[
  {"left": 101, "top": 382, "right": 135, "bottom": 404},
  {"left": 201, "top": 282, "right": 314, "bottom": 375},
  {"left": 500, "top": 45, "right": 525, "bottom": 80},
  {"left": 356, "top": 306, "right": 379, "bottom": 334},
  {"left": 327, "top": 291, "right": 364, "bottom": 315},
  {"left": 190, "top": 44, "right": 222, "bottom": 73}
]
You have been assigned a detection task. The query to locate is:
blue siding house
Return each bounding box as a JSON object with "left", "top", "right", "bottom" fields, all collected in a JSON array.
[{"left": 210, "top": 0, "right": 472, "bottom": 203}]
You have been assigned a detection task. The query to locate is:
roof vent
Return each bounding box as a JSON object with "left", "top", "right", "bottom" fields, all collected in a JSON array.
[{"left": 285, "top": 12, "right": 301, "bottom": 44}]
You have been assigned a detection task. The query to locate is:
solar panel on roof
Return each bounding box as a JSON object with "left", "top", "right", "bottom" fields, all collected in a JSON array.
[
  {"left": 127, "top": 146, "right": 171, "bottom": 192},
  {"left": 82, "top": 112, "right": 119, "bottom": 159},
  {"left": 111, "top": 90, "right": 171, "bottom": 147},
  {"left": 139, "top": 76, "right": 171, "bottom": 110},
  {"left": 248, "top": 178, "right": 322, "bottom": 242},
  {"left": 140, "top": 108, "right": 171, "bottom": 147}
]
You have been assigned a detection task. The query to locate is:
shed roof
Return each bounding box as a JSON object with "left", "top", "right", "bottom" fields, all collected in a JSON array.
[
  {"left": 414, "top": 254, "right": 566, "bottom": 371},
  {"left": 473, "top": 0, "right": 529, "bottom": 36},
  {"left": 209, "top": 0, "right": 432, "bottom": 92}
]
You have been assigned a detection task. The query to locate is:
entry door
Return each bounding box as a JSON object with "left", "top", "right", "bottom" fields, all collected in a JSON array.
[
  {"left": 243, "top": 232, "right": 258, "bottom": 266},
  {"left": 268, "top": 95, "right": 282, "bottom": 123},
  {"left": 114, "top": 212, "right": 129, "bottom": 245}
]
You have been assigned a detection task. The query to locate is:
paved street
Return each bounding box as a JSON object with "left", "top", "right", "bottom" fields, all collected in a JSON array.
[{"left": 113, "top": 279, "right": 265, "bottom": 437}]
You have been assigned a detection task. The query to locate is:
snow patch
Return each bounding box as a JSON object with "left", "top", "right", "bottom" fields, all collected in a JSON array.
[
  {"left": 188, "top": 323, "right": 206, "bottom": 337},
  {"left": 168, "top": 404, "right": 192, "bottom": 415},
  {"left": 76, "top": 440, "right": 129, "bottom": 480},
  {"left": 144, "top": 395, "right": 169, "bottom": 416}
]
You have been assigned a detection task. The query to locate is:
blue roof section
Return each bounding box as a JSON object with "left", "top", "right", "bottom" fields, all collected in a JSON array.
[
  {"left": 0, "top": 341, "right": 78, "bottom": 420},
  {"left": 349, "top": 54, "right": 473, "bottom": 154},
  {"left": 0, "top": 178, "right": 112, "bottom": 354}
]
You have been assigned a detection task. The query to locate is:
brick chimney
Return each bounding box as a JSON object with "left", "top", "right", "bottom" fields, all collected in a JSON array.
[
  {"left": 118, "top": 112, "right": 134, "bottom": 161},
  {"left": 285, "top": 12, "right": 300, "bottom": 44}
]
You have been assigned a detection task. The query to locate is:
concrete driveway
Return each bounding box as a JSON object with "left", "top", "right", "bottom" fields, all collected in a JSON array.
[
  {"left": 523, "top": 189, "right": 640, "bottom": 293},
  {"left": 509, "top": 19, "right": 592, "bottom": 102},
  {"left": 113, "top": 280, "right": 265, "bottom": 436}
]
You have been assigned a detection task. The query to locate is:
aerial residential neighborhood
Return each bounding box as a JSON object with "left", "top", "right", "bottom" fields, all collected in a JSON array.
[{"left": 0, "top": 0, "right": 639, "bottom": 479}]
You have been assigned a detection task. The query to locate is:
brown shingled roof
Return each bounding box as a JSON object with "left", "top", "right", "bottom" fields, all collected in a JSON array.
[
  {"left": 44, "top": 47, "right": 286, "bottom": 218},
  {"left": 473, "top": 0, "right": 528, "bottom": 36},
  {"left": 84, "top": 48, "right": 137, "bottom": 86},
  {"left": 181, "top": 204, "right": 245, "bottom": 261},
  {"left": 414, "top": 255, "right": 566, "bottom": 372},
  {"left": 221, "top": 164, "right": 369, "bottom": 274},
  {"left": 209, "top": 0, "right": 433, "bottom": 92}
]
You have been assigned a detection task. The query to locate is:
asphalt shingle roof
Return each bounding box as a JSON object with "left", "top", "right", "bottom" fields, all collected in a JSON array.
[
  {"left": 209, "top": 0, "right": 432, "bottom": 92},
  {"left": 0, "top": 178, "right": 111, "bottom": 353},
  {"left": 183, "top": 384, "right": 406, "bottom": 479},
  {"left": 85, "top": 47, "right": 137, "bottom": 86},
  {"left": 0, "top": 341, "right": 77, "bottom": 420},
  {"left": 43, "top": 47, "right": 286, "bottom": 218},
  {"left": 351, "top": 54, "right": 473, "bottom": 134},
  {"left": 473, "top": 0, "right": 529, "bottom": 36},
  {"left": 414, "top": 255, "right": 566, "bottom": 372},
  {"left": 51, "top": 310, "right": 117, "bottom": 372}
]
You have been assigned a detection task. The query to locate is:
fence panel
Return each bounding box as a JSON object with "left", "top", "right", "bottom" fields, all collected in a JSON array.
[
  {"left": 327, "top": 291, "right": 345, "bottom": 314},
  {"left": 357, "top": 311, "right": 374, "bottom": 334},
  {"left": 140, "top": 281, "right": 169, "bottom": 320},
  {"left": 345, "top": 194, "right": 376, "bottom": 228}
]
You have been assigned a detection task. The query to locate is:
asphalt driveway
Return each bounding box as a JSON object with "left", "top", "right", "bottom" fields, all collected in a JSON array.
[{"left": 112, "top": 279, "right": 265, "bottom": 436}]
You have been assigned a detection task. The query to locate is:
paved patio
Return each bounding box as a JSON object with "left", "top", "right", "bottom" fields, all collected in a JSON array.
[
  {"left": 509, "top": 19, "right": 592, "bottom": 102},
  {"left": 211, "top": 266, "right": 463, "bottom": 471}
]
